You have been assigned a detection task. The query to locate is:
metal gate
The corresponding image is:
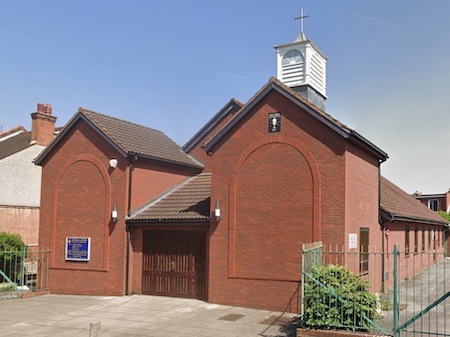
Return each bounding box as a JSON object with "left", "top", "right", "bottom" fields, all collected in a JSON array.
[
  {"left": 391, "top": 245, "right": 449, "bottom": 337},
  {"left": 142, "top": 231, "right": 206, "bottom": 299},
  {"left": 301, "top": 242, "right": 449, "bottom": 336}
]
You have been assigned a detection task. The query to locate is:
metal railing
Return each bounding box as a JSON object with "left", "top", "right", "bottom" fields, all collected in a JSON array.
[
  {"left": 0, "top": 249, "right": 49, "bottom": 299},
  {"left": 301, "top": 243, "right": 449, "bottom": 336},
  {"left": 391, "top": 245, "right": 449, "bottom": 337}
]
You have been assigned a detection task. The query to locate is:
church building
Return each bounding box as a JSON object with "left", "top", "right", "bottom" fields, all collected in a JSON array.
[{"left": 35, "top": 19, "right": 447, "bottom": 312}]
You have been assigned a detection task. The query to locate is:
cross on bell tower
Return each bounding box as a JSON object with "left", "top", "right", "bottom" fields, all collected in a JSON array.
[
  {"left": 294, "top": 8, "right": 309, "bottom": 36},
  {"left": 274, "top": 9, "right": 328, "bottom": 110}
]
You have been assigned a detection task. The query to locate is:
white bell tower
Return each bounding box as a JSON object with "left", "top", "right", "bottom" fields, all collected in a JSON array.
[{"left": 275, "top": 9, "right": 328, "bottom": 110}]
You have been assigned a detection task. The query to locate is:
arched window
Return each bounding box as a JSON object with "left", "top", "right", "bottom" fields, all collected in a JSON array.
[
  {"left": 280, "top": 49, "right": 305, "bottom": 86},
  {"left": 282, "top": 49, "right": 303, "bottom": 66}
]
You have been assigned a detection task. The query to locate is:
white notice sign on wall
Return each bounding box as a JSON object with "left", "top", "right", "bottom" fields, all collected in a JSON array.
[{"left": 349, "top": 233, "right": 357, "bottom": 249}]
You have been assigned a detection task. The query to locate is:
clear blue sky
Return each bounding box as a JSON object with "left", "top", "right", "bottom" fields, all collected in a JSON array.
[{"left": 1, "top": 1, "right": 450, "bottom": 194}]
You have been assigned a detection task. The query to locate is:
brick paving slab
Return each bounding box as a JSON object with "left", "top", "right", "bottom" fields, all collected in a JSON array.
[{"left": 0, "top": 294, "right": 299, "bottom": 337}]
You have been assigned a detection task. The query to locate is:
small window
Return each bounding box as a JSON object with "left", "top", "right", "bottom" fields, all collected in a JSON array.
[
  {"left": 428, "top": 199, "right": 439, "bottom": 211},
  {"left": 359, "top": 228, "right": 369, "bottom": 274},
  {"left": 414, "top": 227, "right": 418, "bottom": 254},
  {"left": 428, "top": 228, "right": 432, "bottom": 251},
  {"left": 422, "top": 227, "right": 426, "bottom": 252},
  {"left": 437, "top": 228, "right": 441, "bottom": 248},
  {"left": 405, "top": 226, "right": 410, "bottom": 256},
  {"left": 432, "top": 229, "right": 436, "bottom": 252}
]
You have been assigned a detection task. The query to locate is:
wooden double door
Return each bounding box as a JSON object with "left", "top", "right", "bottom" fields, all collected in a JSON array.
[{"left": 142, "top": 230, "right": 207, "bottom": 299}]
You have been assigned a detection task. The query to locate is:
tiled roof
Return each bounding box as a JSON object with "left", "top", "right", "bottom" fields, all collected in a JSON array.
[
  {"left": 128, "top": 173, "right": 211, "bottom": 222},
  {"left": 80, "top": 108, "right": 203, "bottom": 168},
  {"left": 0, "top": 126, "right": 63, "bottom": 161},
  {"left": 381, "top": 176, "right": 447, "bottom": 225},
  {"left": 0, "top": 130, "right": 32, "bottom": 160},
  {"left": 0, "top": 126, "right": 26, "bottom": 140},
  {"left": 77, "top": 108, "right": 203, "bottom": 168}
]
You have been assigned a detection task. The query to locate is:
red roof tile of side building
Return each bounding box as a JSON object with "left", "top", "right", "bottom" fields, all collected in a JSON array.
[{"left": 380, "top": 176, "right": 448, "bottom": 226}]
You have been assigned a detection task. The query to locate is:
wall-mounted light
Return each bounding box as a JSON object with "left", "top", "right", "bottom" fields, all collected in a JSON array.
[
  {"left": 109, "top": 158, "right": 118, "bottom": 169},
  {"left": 214, "top": 200, "right": 221, "bottom": 222},
  {"left": 112, "top": 202, "right": 118, "bottom": 222}
]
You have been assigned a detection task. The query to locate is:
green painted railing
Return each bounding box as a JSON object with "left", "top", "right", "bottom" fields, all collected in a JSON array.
[
  {"left": 392, "top": 245, "right": 449, "bottom": 337},
  {"left": 0, "top": 249, "right": 49, "bottom": 297},
  {"left": 301, "top": 242, "right": 449, "bottom": 337},
  {"left": 0, "top": 268, "right": 19, "bottom": 291}
]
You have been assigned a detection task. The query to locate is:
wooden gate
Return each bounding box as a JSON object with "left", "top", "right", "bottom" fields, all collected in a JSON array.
[{"left": 142, "top": 231, "right": 206, "bottom": 299}]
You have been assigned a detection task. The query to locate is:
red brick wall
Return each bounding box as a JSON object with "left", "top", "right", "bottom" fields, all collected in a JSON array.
[
  {"left": 187, "top": 101, "right": 241, "bottom": 166},
  {"left": 230, "top": 142, "right": 313, "bottom": 280},
  {"left": 130, "top": 227, "right": 143, "bottom": 293},
  {"left": 0, "top": 206, "right": 39, "bottom": 247},
  {"left": 39, "top": 119, "right": 203, "bottom": 296},
  {"left": 445, "top": 192, "right": 450, "bottom": 213},
  {"left": 31, "top": 111, "right": 56, "bottom": 146},
  {"left": 200, "top": 90, "right": 380, "bottom": 312},
  {"left": 383, "top": 221, "right": 446, "bottom": 289},
  {"left": 446, "top": 229, "right": 450, "bottom": 257},
  {"left": 39, "top": 120, "right": 128, "bottom": 295},
  {"left": 417, "top": 196, "right": 446, "bottom": 212},
  {"left": 189, "top": 144, "right": 211, "bottom": 168},
  {"left": 297, "top": 328, "right": 384, "bottom": 337},
  {"left": 343, "top": 143, "right": 381, "bottom": 289},
  {"left": 131, "top": 161, "right": 196, "bottom": 211},
  {"left": 344, "top": 144, "right": 380, "bottom": 248}
]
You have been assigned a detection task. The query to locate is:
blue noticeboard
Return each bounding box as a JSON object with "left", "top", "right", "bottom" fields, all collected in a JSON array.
[{"left": 65, "top": 237, "right": 90, "bottom": 261}]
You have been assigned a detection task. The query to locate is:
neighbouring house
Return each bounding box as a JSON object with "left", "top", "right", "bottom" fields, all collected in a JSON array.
[
  {"left": 0, "top": 104, "right": 57, "bottom": 249},
  {"left": 413, "top": 189, "right": 450, "bottom": 213},
  {"left": 34, "top": 28, "right": 448, "bottom": 312},
  {"left": 412, "top": 188, "right": 450, "bottom": 257}
]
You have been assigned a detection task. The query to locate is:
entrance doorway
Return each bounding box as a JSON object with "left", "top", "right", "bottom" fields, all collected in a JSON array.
[{"left": 142, "top": 230, "right": 206, "bottom": 299}]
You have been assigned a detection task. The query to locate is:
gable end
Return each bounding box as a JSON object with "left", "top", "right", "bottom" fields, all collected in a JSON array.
[{"left": 203, "top": 78, "right": 388, "bottom": 162}]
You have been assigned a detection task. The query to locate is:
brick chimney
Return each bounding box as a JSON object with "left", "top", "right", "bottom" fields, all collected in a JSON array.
[{"left": 31, "top": 103, "right": 57, "bottom": 146}]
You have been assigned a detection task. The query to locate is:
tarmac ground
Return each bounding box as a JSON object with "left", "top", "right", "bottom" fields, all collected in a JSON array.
[{"left": 0, "top": 294, "right": 299, "bottom": 337}]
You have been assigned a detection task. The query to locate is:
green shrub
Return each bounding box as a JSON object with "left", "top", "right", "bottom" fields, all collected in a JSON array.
[
  {"left": 0, "top": 232, "right": 27, "bottom": 253},
  {"left": 0, "top": 232, "right": 28, "bottom": 284},
  {"left": 303, "top": 264, "right": 378, "bottom": 331},
  {"left": 0, "top": 282, "right": 14, "bottom": 292},
  {"left": 380, "top": 299, "right": 391, "bottom": 311},
  {"left": 437, "top": 210, "right": 450, "bottom": 222}
]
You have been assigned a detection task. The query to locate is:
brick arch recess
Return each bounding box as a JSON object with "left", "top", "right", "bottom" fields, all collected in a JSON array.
[
  {"left": 50, "top": 154, "right": 111, "bottom": 271},
  {"left": 227, "top": 135, "right": 321, "bottom": 278}
]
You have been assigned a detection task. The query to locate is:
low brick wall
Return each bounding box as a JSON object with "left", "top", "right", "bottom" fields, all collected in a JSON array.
[
  {"left": 21, "top": 290, "right": 50, "bottom": 299},
  {"left": 297, "top": 329, "right": 389, "bottom": 337}
]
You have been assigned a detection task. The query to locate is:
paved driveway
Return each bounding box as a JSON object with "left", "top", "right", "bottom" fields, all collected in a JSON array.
[{"left": 0, "top": 294, "right": 299, "bottom": 337}]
